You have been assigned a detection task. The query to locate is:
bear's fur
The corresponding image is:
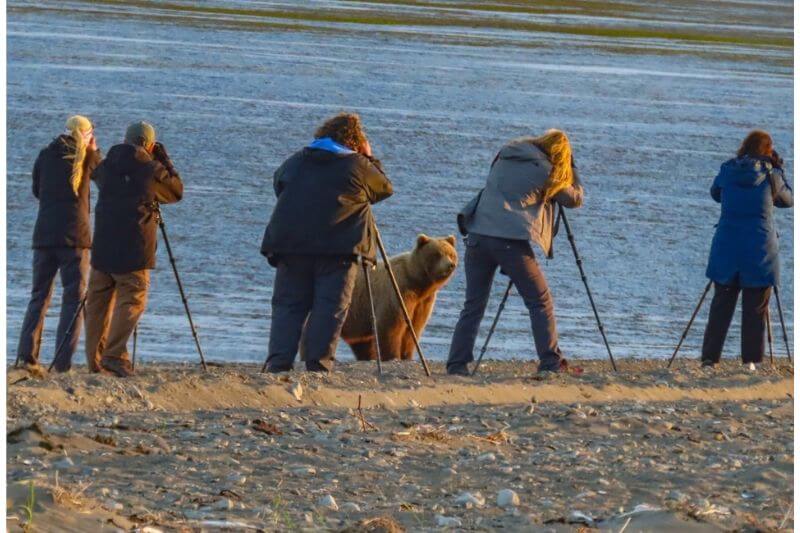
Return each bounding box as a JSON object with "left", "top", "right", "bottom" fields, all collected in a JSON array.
[{"left": 342, "top": 234, "right": 458, "bottom": 361}]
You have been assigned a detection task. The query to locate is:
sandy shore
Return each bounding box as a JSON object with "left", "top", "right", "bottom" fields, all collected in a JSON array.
[{"left": 6, "top": 359, "right": 794, "bottom": 532}]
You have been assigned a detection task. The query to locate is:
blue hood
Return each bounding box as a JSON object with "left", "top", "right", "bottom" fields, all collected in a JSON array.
[
  {"left": 722, "top": 156, "right": 772, "bottom": 187},
  {"left": 308, "top": 137, "right": 356, "bottom": 155}
]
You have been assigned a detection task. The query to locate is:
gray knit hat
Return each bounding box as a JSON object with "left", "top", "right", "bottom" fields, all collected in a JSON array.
[{"left": 125, "top": 121, "right": 156, "bottom": 146}]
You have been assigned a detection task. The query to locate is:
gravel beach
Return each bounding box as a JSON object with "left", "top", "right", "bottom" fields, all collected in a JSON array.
[{"left": 6, "top": 359, "right": 793, "bottom": 531}]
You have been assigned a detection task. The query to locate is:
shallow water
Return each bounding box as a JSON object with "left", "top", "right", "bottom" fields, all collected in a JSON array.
[{"left": 6, "top": 0, "right": 793, "bottom": 365}]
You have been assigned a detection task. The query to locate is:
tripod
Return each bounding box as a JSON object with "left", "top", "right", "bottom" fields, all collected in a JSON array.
[
  {"left": 361, "top": 256, "right": 384, "bottom": 375},
  {"left": 153, "top": 204, "right": 208, "bottom": 371},
  {"left": 471, "top": 280, "right": 513, "bottom": 376},
  {"left": 46, "top": 295, "right": 88, "bottom": 372},
  {"left": 667, "top": 282, "right": 792, "bottom": 367}
]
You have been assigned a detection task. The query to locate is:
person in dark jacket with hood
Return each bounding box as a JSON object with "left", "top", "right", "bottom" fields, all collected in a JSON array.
[
  {"left": 261, "top": 112, "right": 393, "bottom": 373},
  {"left": 16, "top": 115, "right": 101, "bottom": 374},
  {"left": 448, "top": 129, "right": 584, "bottom": 376},
  {"left": 84, "top": 121, "right": 183, "bottom": 377},
  {"left": 702, "top": 130, "right": 793, "bottom": 368}
]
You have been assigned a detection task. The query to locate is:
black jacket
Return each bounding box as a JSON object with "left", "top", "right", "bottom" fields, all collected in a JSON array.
[
  {"left": 260, "top": 148, "right": 393, "bottom": 264},
  {"left": 91, "top": 143, "right": 183, "bottom": 273},
  {"left": 31, "top": 135, "right": 102, "bottom": 249}
]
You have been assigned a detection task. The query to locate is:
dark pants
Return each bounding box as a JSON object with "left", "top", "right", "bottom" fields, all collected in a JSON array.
[
  {"left": 17, "top": 247, "right": 89, "bottom": 370},
  {"left": 266, "top": 255, "right": 358, "bottom": 372},
  {"left": 702, "top": 282, "right": 771, "bottom": 364},
  {"left": 447, "top": 234, "right": 564, "bottom": 371}
]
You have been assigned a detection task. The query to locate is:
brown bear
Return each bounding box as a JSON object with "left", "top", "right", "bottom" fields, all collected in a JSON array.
[{"left": 342, "top": 234, "right": 458, "bottom": 361}]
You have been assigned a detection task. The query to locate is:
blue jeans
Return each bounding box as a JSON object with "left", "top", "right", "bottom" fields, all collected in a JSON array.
[
  {"left": 447, "top": 234, "right": 564, "bottom": 371},
  {"left": 17, "top": 247, "right": 89, "bottom": 370}
]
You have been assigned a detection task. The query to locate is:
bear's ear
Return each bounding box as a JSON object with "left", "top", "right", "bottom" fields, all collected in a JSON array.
[
  {"left": 416, "top": 234, "right": 431, "bottom": 248},
  {"left": 446, "top": 235, "right": 457, "bottom": 247}
]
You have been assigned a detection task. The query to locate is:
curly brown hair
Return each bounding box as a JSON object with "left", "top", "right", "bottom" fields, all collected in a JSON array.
[
  {"left": 737, "top": 129, "right": 772, "bottom": 159},
  {"left": 314, "top": 112, "right": 367, "bottom": 152}
]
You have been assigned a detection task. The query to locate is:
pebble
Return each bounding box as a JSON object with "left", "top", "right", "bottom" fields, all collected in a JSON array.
[
  {"left": 436, "top": 515, "right": 462, "bottom": 527},
  {"left": 477, "top": 452, "right": 496, "bottom": 462},
  {"left": 103, "top": 499, "right": 123, "bottom": 511},
  {"left": 213, "top": 498, "right": 234, "bottom": 510},
  {"left": 340, "top": 502, "right": 361, "bottom": 513},
  {"left": 496, "top": 489, "right": 520, "bottom": 508},
  {"left": 54, "top": 457, "right": 75, "bottom": 469},
  {"left": 292, "top": 466, "right": 317, "bottom": 476},
  {"left": 318, "top": 494, "right": 338, "bottom": 511},
  {"left": 290, "top": 382, "right": 303, "bottom": 401},
  {"left": 455, "top": 491, "right": 485, "bottom": 508}
]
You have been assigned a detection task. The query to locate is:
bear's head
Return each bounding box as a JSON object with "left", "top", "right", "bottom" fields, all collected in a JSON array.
[{"left": 411, "top": 234, "right": 458, "bottom": 283}]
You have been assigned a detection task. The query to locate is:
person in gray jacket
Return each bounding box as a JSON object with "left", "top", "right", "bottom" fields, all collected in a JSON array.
[{"left": 448, "top": 129, "right": 584, "bottom": 375}]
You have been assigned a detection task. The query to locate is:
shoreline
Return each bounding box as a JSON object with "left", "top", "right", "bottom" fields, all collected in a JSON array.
[{"left": 7, "top": 359, "right": 794, "bottom": 531}]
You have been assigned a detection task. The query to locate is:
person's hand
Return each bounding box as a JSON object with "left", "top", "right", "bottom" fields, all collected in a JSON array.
[
  {"left": 771, "top": 150, "right": 784, "bottom": 169},
  {"left": 152, "top": 141, "right": 169, "bottom": 163},
  {"left": 88, "top": 133, "right": 97, "bottom": 152},
  {"left": 360, "top": 139, "right": 372, "bottom": 157}
]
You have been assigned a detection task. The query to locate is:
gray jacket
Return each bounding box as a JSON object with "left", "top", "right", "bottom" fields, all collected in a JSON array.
[{"left": 457, "top": 138, "right": 584, "bottom": 258}]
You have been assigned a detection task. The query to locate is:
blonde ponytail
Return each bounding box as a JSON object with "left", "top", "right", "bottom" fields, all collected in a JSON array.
[
  {"left": 531, "top": 129, "right": 574, "bottom": 201},
  {"left": 63, "top": 115, "right": 93, "bottom": 196}
]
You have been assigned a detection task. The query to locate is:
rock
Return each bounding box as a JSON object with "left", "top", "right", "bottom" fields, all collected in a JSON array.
[
  {"left": 318, "top": 494, "right": 338, "bottom": 511},
  {"left": 54, "top": 457, "right": 75, "bottom": 469},
  {"left": 496, "top": 489, "right": 520, "bottom": 508},
  {"left": 568, "top": 510, "right": 594, "bottom": 525},
  {"left": 290, "top": 382, "right": 303, "bottom": 401},
  {"left": 226, "top": 473, "right": 247, "bottom": 485},
  {"left": 477, "top": 452, "right": 496, "bottom": 462},
  {"left": 455, "top": 491, "right": 485, "bottom": 508},
  {"left": 340, "top": 502, "right": 361, "bottom": 513},
  {"left": 666, "top": 490, "right": 689, "bottom": 503},
  {"left": 292, "top": 466, "right": 316, "bottom": 476},
  {"left": 213, "top": 498, "right": 233, "bottom": 510},
  {"left": 436, "top": 515, "right": 462, "bottom": 527},
  {"left": 103, "top": 499, "right": 123, "bottom": 511}
]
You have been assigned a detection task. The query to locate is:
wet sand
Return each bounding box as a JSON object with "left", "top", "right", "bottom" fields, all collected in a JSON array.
[{"left": 6, "top": 359, "right": 794, "bottom": 531}]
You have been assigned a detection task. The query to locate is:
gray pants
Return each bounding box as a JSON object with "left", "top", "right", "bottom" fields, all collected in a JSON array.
[
  {"left": 266, "top": 255, "right": 358, "bottom": 372},
  {"left": 447, "top": 233, "right": 564, "bottom": 371},
  {"left": 17, "top": 247, "right": 89, "bottom": 370}
]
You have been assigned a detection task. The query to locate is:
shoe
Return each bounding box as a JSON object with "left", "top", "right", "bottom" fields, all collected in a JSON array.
[
  {"left": 538, "top": 359, "right": 583, "bottom": 376},
  {"left": 447, "top": 364, "right": 470, "bottom": 376},
  {"left": 101, "top": 358, "right": 134, "bottom": 378},
  {"left": 701, "top": 359, "right": 716, "bottom": 368},
  {"left": 21, "top": 362, "right": 46, "bottom": 378}
]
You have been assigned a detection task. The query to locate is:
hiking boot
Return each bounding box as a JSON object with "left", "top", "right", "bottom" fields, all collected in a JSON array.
[
  {"left": 21, "top": 362, "right": 46, "bottom": 379},
  {"left": 101, "top": 358, "right": 134, "bottom": 378},
  {"left": 447, "top": 363, "right": 470, "bottom": 376},
  {"left": 537, "top": 359, "right": 583, "bottom": 376},
  {"left": 701, "top": 359, "right": 717, "bottom": 368}
]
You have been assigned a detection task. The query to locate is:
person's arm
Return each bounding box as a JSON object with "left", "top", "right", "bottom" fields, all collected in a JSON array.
[
  {"left": 152, "top": 162, "right": 183, "bottom": 204},
  {"left": 32, "top": 153, "right": 42, "bottom": 199},
  {"left": 273, "top": 161, "right": 287, "bottom": 197},
  {"left": 86, "top": 147, "right": 103, "bottom": 180},
  {"left": 359, "top": 155, "right": 393, "bottom": 204},
  {"left": 710, "top": 165, "right": 723, "bottom": 203},
  {"left": 553, "top": 167, "right": 584, "bottom": 208},
  {"left": 769, "top": 167, "right": 793, "bottom": 208}
]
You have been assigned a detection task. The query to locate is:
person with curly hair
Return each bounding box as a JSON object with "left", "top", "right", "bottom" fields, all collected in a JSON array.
[{"left": 261, "top": 112, "right": 393, "bottom": 373}]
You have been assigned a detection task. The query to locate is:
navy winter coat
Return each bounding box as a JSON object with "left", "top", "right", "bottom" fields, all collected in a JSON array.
[{"left": 706, "top": 156, "right": 793, "bottom": 288}]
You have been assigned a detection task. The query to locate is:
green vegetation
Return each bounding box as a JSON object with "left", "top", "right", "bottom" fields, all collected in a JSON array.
[
  {"left": 10, "top": 0, "right": 792, "bottom": 49},
  {"left": 21, "top": 481, "right": 36, "bottom": 532}
]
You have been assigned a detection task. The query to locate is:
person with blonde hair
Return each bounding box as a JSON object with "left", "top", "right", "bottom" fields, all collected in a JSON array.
[
  {"left": 448, "top": 129, "right": 584, "bottom": 375},
  {"left": 16, "top": 115, "right": 101, "bottom": 373}
]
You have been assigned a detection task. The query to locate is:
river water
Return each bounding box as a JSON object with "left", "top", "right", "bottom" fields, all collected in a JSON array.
[{"left": 6, "top": 0, "right": 794, "bottom": 365}]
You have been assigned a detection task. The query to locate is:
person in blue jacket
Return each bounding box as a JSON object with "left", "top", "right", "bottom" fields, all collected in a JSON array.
[{"left": 702, "top": 130, "right": 793, "bottom": 367}]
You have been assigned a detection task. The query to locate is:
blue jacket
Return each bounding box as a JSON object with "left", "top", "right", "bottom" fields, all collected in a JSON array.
[{"left": 706, "top": 155, "right": 793, "bottom": 288}]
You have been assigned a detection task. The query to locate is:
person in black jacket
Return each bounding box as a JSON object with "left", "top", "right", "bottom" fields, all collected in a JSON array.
[
  {"left": 84, "top": 121, "right": 183, "bottom": 377},
  {"left": 261, "top": 113, "right": 393, "bottom": 373},
  {"left": 16, "top": 115, "right": 101, "bottom": 374}
]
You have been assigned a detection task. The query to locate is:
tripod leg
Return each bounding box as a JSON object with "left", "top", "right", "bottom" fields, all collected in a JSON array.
[
  {"left": 667, "top": 280, "right": 712, "bottom": 368},
  {"left": 559, "top": 208, "right": 617, "bottom": 371},
  {"left": 132, "top": 325, "right": 138, "bottom": 370},
  {"left": 373, "top": 225, "right": 431, "bottom": 377},
  {"left": 362, "top": 259, "right": 383, "bottom": 375},
  {"left": 472, "top": 280, "right": 512, "bottom": 376},
  {"left": 773, "top": 287, "right": 792, "bottom": 364},
  {"left": 766, "top": 307, "right": 774, "bottom": 366},
  {"left": 159, "top": 221, "right": 208, "bottom": 371},
  {"left": 48, "top": 296, "right": 87, "bottom": 372}
]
